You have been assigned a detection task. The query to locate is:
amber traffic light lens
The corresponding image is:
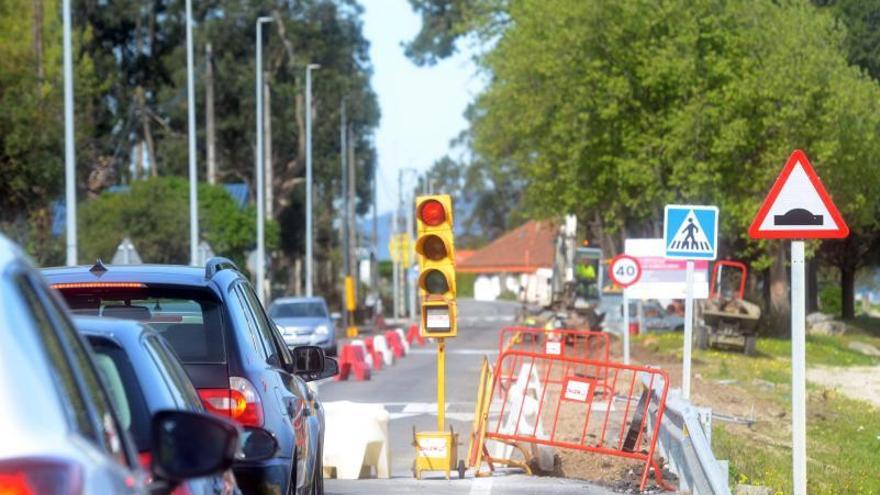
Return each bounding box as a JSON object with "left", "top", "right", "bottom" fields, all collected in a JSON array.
[
  {"left": 424, "top": 270, "right": 450, "bottom": 294},
  {"left": 419, "top": 200, "right": 446, "bottom": 226},
  {"left": 421, "top": 235, "right": 447, "bottom": 260}
]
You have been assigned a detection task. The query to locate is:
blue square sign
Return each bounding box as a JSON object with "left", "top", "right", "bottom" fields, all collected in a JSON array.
[{"left": 664, "top": 205, "right": 719, "bottom": 260}]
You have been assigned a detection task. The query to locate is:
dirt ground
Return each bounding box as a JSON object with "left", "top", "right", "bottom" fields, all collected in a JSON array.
[{"left": 806, "top": 365, "right": 880, "bottom": 408}]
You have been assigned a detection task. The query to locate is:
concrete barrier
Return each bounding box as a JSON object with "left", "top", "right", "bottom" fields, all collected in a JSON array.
[{"left": 322, "top": 401, "right": 391, "bottom": 479}]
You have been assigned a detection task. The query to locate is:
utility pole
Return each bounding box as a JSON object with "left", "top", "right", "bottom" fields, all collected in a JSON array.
[
  {"left": 340, "top": 101, "right": 349, "bottom": 314},
  {"left": 263, "top": 72, "right": 273, "bottom": 219},
  {"left": 397, "top": 169, "right": 405, "bottom": 318},
  {"left": 254, "top": 16, "right": 273, "bottom": 302},
  {"left": 205, "top": 43, "right": 216, "bottom": 185},
  {"left": 406, "top": 175, "right": 416, "bottom": 319},
  {"left": 63, "top": 0, "right": 76, "bottom": 266},
  {"left": 347, "top": 125, "right": 357, "bottom": 301},
  {"left": 305, "top": 64, "right": 320, "bottom": 297},
  {"left": 392, "top": 206, "right": 399, "bottom": 321},
  {"left": 185, "top": 0, "right": 198, "bottom": 266}
]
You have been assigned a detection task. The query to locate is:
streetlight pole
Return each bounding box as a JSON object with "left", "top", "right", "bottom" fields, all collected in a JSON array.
[
  {"left": 62, "top": 0, "right": 77, "bottom": 266},
  {"left": 185, "top": 0, "right": 199, "bottom": 266},
  {"left": 255, "top": 16, "right": 274, "bottom": 303},
  {"left": 305, "top": 63, "right": 320, "bottom": 297}
]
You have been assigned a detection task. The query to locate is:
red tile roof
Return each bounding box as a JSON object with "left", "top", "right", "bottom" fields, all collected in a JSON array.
[{"left": 458, "top": 220, "right": 556, "bottom": 273}]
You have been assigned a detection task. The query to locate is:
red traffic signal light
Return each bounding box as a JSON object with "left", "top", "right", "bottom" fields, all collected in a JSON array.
[
  {"left": 419, "top": 199, "right": 446, "bottom": 226},
  {"left": 420, "top": 234, "right": 448, "bottom": 261}
]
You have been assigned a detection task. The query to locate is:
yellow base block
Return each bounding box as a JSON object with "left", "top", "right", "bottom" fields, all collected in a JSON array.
[
  {"left": 346, "top": 326, "right": 359, "bottom": 338},
  {"left": 413, "top": 431, "right": 462, "bottom": 480}
]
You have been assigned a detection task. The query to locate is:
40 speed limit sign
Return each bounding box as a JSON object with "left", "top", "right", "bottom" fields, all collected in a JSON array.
[{"left": 609, "top": 254, "right": 642, "bottom": 288}]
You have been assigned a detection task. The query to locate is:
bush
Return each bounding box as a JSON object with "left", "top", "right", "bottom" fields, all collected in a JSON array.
[
  {"left": 456, "top": 272, "right": 476, "bottom": 298},
  {"left": 79, "top": 177, "right": 277, "bottom": 268},
  {"left": 820, "top": 284, "right": 842, "bottom": 316}
]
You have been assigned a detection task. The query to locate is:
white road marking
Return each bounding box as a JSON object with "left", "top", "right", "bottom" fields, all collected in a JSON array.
[{"left": 469, "top": 475, "right": 494, "bottom": 495}]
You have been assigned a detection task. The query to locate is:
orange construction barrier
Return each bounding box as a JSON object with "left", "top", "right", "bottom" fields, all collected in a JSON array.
[
  {"left": 471, "top": 350, "right": 671, "bottom": 492},
  {"left": 335, "top": 344, "right": 371, "bottom": 381}
]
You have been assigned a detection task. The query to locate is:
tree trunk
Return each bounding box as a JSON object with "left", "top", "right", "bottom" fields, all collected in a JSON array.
[
  {"left": 841, "top": 264, "right": 856, "bottom": 320},
  {"left": 32, "top": 0, "right": 43, "bottom": 83},
  {"left": 807, "top": 257, "right": 819, "bottom": 313}
]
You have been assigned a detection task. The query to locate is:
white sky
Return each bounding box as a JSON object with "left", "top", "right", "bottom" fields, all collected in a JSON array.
[{"left": 361, "top": 0, "right": 484, "bottom": 213}]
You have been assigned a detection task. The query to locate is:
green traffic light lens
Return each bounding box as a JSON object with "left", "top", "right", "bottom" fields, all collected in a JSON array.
[
  {"left": 422, "top": 235, "right": 447, "bottom": 261},
  {"left": 424, "top": 270, "right": 450, "bottom": 294}
]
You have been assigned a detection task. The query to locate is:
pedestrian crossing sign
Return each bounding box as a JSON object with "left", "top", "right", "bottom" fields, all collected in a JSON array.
[{"left": 664, "top": 205, "right": 719, "bottom": 260}]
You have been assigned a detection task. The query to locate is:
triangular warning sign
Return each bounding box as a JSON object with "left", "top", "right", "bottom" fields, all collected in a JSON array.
[
  {"left": 749, "top": 149, "right": 848, "bottom": 239},
  {"left": 668, "top": 210, "right": 713, "bottom": 253}
]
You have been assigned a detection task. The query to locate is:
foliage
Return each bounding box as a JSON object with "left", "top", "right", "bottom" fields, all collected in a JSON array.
[
  {"left": 820, "top": 284, "right": 843, "bottom": 316},
  {"left": 78, "top": 177, "right": 277, "bottom": 268},
  {"left": 455, "top": 271, "right": 476, "bottom": 298}
]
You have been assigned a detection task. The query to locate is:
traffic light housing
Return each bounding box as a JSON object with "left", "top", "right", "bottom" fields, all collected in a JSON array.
[{"left": 415, "top": 195, "right": 457, "bottom": 338}]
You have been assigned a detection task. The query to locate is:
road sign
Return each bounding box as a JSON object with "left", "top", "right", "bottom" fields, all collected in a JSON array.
[
  {"left": 748, "top": 149, "right": 848, "bottom": 239},
  {"left": 664, "top": 205, "right": 719, "bottom": 260},
  {"left": 609, "top": 255, "right": 641, "bottom": 288},
  {"left": 388, "top": 233, "right": 412, "bottom": 265}
]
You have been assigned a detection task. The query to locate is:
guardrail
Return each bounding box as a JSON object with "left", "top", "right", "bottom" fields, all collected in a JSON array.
[{"left": 644, "top": 377, "right": 731, "bottom": 495}]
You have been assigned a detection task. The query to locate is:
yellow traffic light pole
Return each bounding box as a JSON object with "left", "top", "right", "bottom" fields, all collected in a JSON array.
[{"left": 437, "top": 338, "right": 445, "bottom": 431}]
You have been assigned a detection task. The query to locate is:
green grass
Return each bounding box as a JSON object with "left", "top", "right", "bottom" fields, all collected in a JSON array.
[{"left": 636, "top": 323, "right": 880, "bottom": 493}]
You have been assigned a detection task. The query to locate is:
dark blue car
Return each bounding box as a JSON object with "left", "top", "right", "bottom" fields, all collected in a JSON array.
[{"left": 45, "top": 258, "right": 334, "bottom": 495}]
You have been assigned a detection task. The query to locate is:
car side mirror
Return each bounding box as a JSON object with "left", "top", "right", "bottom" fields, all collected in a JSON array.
[
  {"left": 150, "top": 410, "right": 238, "bottom": 484},
  {"left": 291, "top": 345, "right": 325, "bottom": 375},
  {"left": 238, "top": 427, "right": 279, "bottom": 462}
]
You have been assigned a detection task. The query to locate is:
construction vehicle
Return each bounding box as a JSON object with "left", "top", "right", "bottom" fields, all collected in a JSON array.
[
  {"left": 698, "top": 261, "right": 762, "bottom": 355},
  {"left": 547, "top": 215, "right": 605, "bottom": 330}
]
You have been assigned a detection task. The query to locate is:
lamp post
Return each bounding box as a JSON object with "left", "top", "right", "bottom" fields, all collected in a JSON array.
[
  {"left": 255, "top": 16, "right": 274, "bottom": 302},
  {"left": 305, "top": 63, "right": 320, "bottom": 297},
  {"left": 185, "top": 0, "right": 199, "bottom": 265},
  {"left": 62, "top": 0, "right": 76, "bottom": 266}
]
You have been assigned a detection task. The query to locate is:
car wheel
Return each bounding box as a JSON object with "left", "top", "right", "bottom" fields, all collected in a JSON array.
[{"left": 288, "top": 450, "right": 298, "bottom": 495}]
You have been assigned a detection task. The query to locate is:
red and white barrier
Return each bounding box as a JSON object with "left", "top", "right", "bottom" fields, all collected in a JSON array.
[
  {"left": 406, "top": 323, "right": 426, "bottom": 346},
  {"left": 335, "top": 344, "right": 371, "bottom": 381},
  {"left": 384, "top": 330, "right": 406, "bottom": 359}
]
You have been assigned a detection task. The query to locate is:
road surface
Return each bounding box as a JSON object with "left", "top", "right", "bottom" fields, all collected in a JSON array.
[{"left": 318, "top": 299, "right": 616, "bottom": 494}]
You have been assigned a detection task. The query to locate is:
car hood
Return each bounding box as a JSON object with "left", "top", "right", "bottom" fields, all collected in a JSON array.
[{"left": 274, "top": 317, "right": 330, "bottom": 329}]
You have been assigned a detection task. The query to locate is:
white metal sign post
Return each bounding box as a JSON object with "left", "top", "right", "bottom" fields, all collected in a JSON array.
[
  {"left": 609, "top": 254, "right": 642, "bottom": 364},
  {"left": 664, "top": 205, "right": 719, "bottom": 401},
  {"left": 749, "top": 149, "right": 848, "bottom": 495}
]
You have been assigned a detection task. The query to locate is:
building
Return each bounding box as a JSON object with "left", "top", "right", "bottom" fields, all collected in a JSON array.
[{"left": 458, "top": 220, "right": 556, "bottom": 305}]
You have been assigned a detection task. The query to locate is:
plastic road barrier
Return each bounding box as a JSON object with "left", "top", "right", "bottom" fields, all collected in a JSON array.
[
  {"left": 363, "top": 337, "right": 383, "bottom": 371},
  {"left": 372, "top": 335, "right": 394, "bottom": 367},
  {"left": 322, "top": 401, "right": 391, "bottom": 479},
  {"left": 335, "top": 344, "right": 371, "bottom": 381},
  {"left": 350, "top": 339, "right": 373, "bottom": 369},
  {"left": 384, "top": 330, "right": 406, "bottom": 359},
  {"left": 395, "top": 328, "right": 411, "bottom": 353},
  {"left": 406, "top": 323, "right": 426, "bottom": 346},
  {"left": 472, "top": 350, "right": 671, "bottom": 492}
]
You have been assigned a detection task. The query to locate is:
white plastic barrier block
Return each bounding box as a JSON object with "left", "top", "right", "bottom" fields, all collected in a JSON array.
[
  {"left": 323, "top": 401, "right": 391, "bottom": 479},
  {"left": 394, "top": 328, "right": 411, "bottom": 353},
  {"left": 350, "top": 339, "right": 373, "bottom": 369},
  {"left": 372, "top": 335, "right": 394, "bottom": 366}
]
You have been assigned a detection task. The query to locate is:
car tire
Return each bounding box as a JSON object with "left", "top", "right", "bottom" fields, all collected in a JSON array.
[{"left": 288, "top": 450, "right": 298, "bottom": 495}]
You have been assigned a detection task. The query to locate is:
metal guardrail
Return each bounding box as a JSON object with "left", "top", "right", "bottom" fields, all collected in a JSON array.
[{"left": 644, "top": 376, "right": 731, "bottom": 495}]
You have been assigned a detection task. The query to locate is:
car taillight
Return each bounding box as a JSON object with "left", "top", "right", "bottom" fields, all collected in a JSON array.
[
  {"left": 0, "top": 458, "right": 81, "bottom": 495},
  {"left": 198, "top": 376, "right": 264, "bottom": 427}
]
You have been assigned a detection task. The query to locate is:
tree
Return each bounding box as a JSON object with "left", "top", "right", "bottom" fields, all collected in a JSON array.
[{"left": 78, "top": 177, "right": 278, "bottom": 269}]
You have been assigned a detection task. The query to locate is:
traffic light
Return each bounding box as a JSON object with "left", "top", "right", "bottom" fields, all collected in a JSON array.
[{"left": 415, "top": 195, "right": 457, "bottom": 338}]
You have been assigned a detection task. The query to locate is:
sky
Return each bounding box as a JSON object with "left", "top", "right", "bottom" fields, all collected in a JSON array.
[{"left": 361, "top": 0, "right": 484, "bottom": 214}]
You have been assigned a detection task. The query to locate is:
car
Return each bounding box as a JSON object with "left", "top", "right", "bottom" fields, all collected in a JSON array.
[
  {"left": 73, "top": 316, "right": 251, "bottom": 495},
  {"left": 45, "top": 258, "right": 335, "bottom": 495},
  {"left": 0, "top": 234, "right": 241, "bottom": 495},
  {"left": 268, "top": 297, "right": 338, "bottom": 355}
]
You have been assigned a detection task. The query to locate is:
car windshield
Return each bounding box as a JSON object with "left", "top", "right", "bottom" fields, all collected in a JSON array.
[
  {"left": 270, "top": 301, "right": 327, "bottom": 319},
  {"left": 87, "top": 338, "right": 152, "bottom": 453},
  {"left": 57, "top": 287, "right": 226, "bottom": 364}
]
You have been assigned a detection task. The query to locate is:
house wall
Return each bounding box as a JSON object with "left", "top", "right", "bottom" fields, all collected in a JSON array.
[{"left": 473, "top": 268, "right": 553, "bottom": 306}]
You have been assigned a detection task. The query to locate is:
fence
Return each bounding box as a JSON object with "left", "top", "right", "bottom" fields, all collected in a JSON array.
[
  {"left": 471, "top": 349, "right": 672, "bottom": 491},
  {"left": 497, "top": 327, "right": 611, "bottom": 388}
]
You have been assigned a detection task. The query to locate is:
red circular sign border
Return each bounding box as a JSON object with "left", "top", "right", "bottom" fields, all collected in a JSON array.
[{"left": 609, "top": 254, "right": 642, "bottom": 288}]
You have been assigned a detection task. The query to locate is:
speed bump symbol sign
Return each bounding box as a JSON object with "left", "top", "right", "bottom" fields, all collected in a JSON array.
[
  {"left": 664, "top": 205, "right": 719, "bottom": 260},
  {"left": 748, "top": 149, "right": 848, "bottom": 239}
]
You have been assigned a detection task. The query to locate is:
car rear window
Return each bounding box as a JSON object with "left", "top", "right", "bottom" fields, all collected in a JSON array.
[
  {"left": 57, "top": 287, "right": 226, "bottom": 364},
  {"left": 87, "top": 339, "right": 151, "bottom": 453},
  {"left": 269, "top": 301, "right": 327, "bottom": 318}
]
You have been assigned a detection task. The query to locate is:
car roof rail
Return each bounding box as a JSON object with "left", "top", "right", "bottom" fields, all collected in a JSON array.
[{"left": 205, "top": 257, "right": 238, "bottom": 279}]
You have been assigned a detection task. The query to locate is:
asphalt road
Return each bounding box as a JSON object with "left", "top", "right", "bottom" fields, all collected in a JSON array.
[{"left": 317, "top": 299, "right": 616, "bottom": 495}]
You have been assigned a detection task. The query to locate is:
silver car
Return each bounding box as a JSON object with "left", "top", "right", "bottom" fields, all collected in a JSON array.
[
  {"left": 268, "top": 297, "right": 337, "bottom": 355},
  {"left": 0, "top": 234, "right": 241, "bottom": 494}
]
